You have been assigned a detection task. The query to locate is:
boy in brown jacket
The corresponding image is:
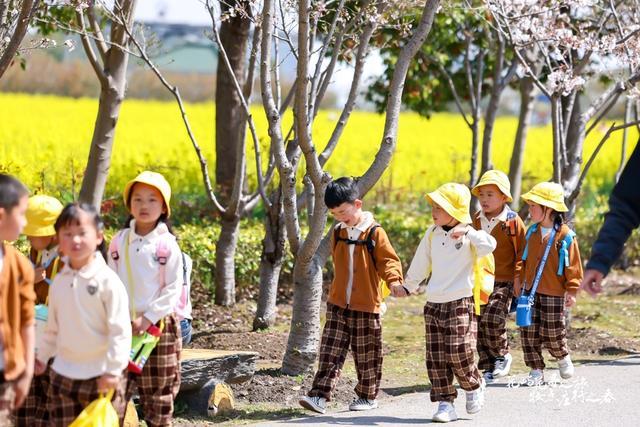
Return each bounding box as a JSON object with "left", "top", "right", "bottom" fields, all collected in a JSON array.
[
  {"left": 0, "top": 174, "right": 36, "bottom": 426},
  {"left": 299, "top": 177, "right": 406, "bottom": 414}
]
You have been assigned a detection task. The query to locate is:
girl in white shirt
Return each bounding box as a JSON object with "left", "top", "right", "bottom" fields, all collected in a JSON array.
[
  {"left": 108, "top": 171, "right": 182, "bottom": 426},
  {"left": 405, "top": 183, "right": 496, "bottom": 423},
  {"left": 35, "top": 203, "right": 131, "bottom": 425}
]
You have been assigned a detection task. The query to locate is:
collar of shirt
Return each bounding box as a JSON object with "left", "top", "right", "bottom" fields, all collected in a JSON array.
[
  {"left": 478, "top": 205, "right": 509, "bottom": 223},
  {"left": 60, "top": 252, "right": 106, "bottom": 279},
  {"left": 337, "top": 211, "right": 374, "bottom": 234},
  {"left": 127, "top": 219, "right": 170, "bottom": 243}
]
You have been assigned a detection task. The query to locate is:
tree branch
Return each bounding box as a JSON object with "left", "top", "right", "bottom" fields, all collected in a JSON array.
[
  {"left": 0, "top": 0, "right": 39, "bottom": 79},
  {"left": 75, "top": 9, "right": 108, "bottom": 86}
]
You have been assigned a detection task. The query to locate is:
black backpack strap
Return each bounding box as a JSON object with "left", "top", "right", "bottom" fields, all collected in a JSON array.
[{"left": 333, "top": 223, "right": 381, "bottom": 268}]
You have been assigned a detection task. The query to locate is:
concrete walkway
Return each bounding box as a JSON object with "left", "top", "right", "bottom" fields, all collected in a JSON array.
[{"left": 252, "top": 356, "right": 640, "bottom": 426}]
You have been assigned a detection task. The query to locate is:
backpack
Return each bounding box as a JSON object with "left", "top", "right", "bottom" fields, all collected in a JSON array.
[
  {"left": 109, "top": 229, "right": 193, "bottom": 320},
  {"left": 427, "top": 226, "right": 495, "bottom": 315},
  {"left": 521, "top": 223, "right": 576, "bottom": 276},
  {"left": 333, "top": 223, "right": 391, "bottom": 300}
]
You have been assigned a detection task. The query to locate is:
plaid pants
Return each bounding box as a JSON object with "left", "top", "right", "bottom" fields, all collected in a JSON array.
[
  {"left": 424, "top": 297, "right": 482, "bottom": 403},
  {"left": 47, "top": 369, "right": 127, "bottom": 426},
  {"left": 308, "top": 303, "right": 383, "bottom": 401},
  {"left": 0, "top": 379, "right": 16, "bottom": 427},
  {"left": 123, "top": 314, "right": 182, "bottom": 427},
  {"left": 477, "top": 281, "right": 514, "bottom": 371},
  {"left": 520, "top": 293, "right": 569, "bottom": 370},
  {"left": 13, "top": 365, "right": 51, "bottom": 427}
]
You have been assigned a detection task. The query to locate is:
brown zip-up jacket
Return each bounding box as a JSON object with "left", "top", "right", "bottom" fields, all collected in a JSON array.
[
  {"left": 472, "top": 211, "right": 526, "bottom": 283},
  {"left": 328, "top": 224, "right": 403, "bottom": 313},
  {"left": 0, "top": 243, "right": 35, "bottom": 381},
  {"left": 515, "top": 224, "right": 583, "bottom": 297}
]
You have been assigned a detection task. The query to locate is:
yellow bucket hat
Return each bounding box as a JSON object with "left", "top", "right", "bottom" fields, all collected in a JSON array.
[
  {"left": 471, "top": 169, "right": 513, "bottom": 203},
  {"left": 24, "top": 195, "right": 64, "bottom": 237},
  {"left": 426, "top": 183, "right": 472, "bottom": 224},
  {"left": 123, "top": 171, "right": 172, "bottom": 217},
  {"left": 521, "top": 182, "right": 568, "bottom": 212}
]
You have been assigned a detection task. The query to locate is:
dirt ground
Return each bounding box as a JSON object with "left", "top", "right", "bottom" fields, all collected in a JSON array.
[{"left": 184, "top": 271, "right": 640, "bottom": 412}]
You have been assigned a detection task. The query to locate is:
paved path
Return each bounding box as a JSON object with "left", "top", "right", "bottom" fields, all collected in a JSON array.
[{"left": 252, "top": 356, "right": 640, "bottom": 426}]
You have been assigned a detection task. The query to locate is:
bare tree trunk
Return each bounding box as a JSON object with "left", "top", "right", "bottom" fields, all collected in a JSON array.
[
  {"left": 509, "top": 76, "right": 535, "bottom": 209},
  {"left": 470, "top": 116, "right": 481, "bottom": 187},
  {"left": 79, "top": 0, "right": 138, "bottom": 208},
  {"left": 0, "top": 0, "right": 39, "bottom": 79},
  {"left": 615, "top": 97, "right": 633, "bottom": 182},
  {"left": 253, "top": 192, "right": 286, "bottom": 330},
  {"left": 550, "top": 95, "right": 563, "bottom": 184},
  {"left": 215, "top": 215, "right": 240, "bottom": 306},
  {"left": 215, "top": 0, "right": 251, "bottom": 200}
]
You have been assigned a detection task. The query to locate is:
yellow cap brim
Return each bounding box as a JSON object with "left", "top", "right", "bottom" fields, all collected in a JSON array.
[
  {"left": 471, "top": 182, "right": 513, "bottom": 203},
  {"left": 521, "top": 192, "right": 568, "bottom": 212},
  {"left": 23, "top": 224, "right": 56, "bottom": 237},
  {"left": 426, "top": 191, "right": 472, "bottom": 224},
  {"left": 123, "top": 178, "right": 171, "bottom": 217}
]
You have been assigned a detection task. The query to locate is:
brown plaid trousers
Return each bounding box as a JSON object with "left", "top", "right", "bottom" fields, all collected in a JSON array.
[
  {"left": 47, "top": 369, "right": 127, "bottom": 427},
  {"left": 13, "top": 364, "right": 51, "bottom": 427},
  {"left": 477, "top": 281, "right": 514, "bottom": 371},
  {"left": 308, "top": 303, "right": 383, "bottom": 401},
  {"left": 520, "top": 293, "right": 569, "bottom": 370},
  {"left": 0, "top": 379, "right": 16, "bottom": 427},
  {"left": 424, "top": 297, "right": 483, "bottom": 403},
  {"left": 122, "top": 314, "right": 182, "bottom": 427}
]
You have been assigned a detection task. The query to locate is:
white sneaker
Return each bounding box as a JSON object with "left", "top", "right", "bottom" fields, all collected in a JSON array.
[
  {"left": 299, "top": 395, "right": 326, "bottom": 414},
  {"left": 492, "top": 353, "right": 513, "bottom": 378},
  {"left": 527, "top": 369, "right": 544, "bottom": 386},
  {"left": 349, "top": 397, "right": 378, "bottom": 411},
  {"left": 483, "top": 370, "right": 495, "bottom": 384},
  {"left": 465, "top": 378, "right": 486, "bottom": 414},
  {"left": 432, "top": 401, "right": 458, "bottom": 423},
  {"left": 558, "top": 355, "right": 575, "bottom": 379}
]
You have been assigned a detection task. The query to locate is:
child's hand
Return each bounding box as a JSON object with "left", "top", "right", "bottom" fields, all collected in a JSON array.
[
  {"left": 564, "top": 293, "right": 577, "bottom": 308},
  {"left": 34, "top": 267, "right": 46, "bottom": 282},
  {"left": 132, "top": 316, "right": 153, "bottom": 335},
  {"left": 13, "top": 370, "right": 33, "bottom": 408},
  {"left": 97, "top": 374, "right": 120, "bottom": 393},
  {"left": 34, "top": 359, "right": 47, "bottom": 376},
  {"left": 389, "top": 282, "right": 409, "bottom": 297},
  {"left": 450, "top": 224, "right": 470, "bottom": 240}
]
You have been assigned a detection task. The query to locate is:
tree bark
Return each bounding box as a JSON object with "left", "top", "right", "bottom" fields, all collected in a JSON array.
[
  {"left": 253, "top": 192, "right": 286, "bottom": 330},
  {"left": 214, "top": 215, "right": 240, "bottom": 306},
  {"left": 215, "top": 0, "right": 251, "bottom": 201},
  {"left": 508, "top": 76, "right": 535, "bottom": 209},
  {"left": 615, "top": 97, "right": 633, "bottom": 182},
  {"left": 0, "top": 0, "right": 39, "bottom": 79},
  {"left": 78, "top": 0, "right": 138, "bottom": 208},
  {"left": 562, "top": 96, "right": 586, "bottom": 214}
]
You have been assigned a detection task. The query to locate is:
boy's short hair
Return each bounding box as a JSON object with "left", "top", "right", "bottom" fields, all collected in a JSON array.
[
  {"left": 324, "top": 177, "right": 359, "bottom": 209},
  {"left": 0, "top": 174, "right": 29, "bottom": 211}
]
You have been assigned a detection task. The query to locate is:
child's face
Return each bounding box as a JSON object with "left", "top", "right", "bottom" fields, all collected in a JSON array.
[
  {"left": 0, "top": 195, "right": 28, "bottom": 242},
  {"left": 27, "top": 235, "right": 56, "bottom": 251},
  {"left": 329, "top": 200, "right": 363, "bottom": 227},
  {"left": 476, "top": 184, "right": 508, "bottom": 216},
  {"left": 527, "top": 202, "right": 550, "bottom": 224},
  {"left": 431, "top": 203, "right": 456, "bottom": 227},
  {"left": 57, "top": 209, "right": 103, "bottom": 269},
  {"left": 130, "top": 183, "right": 166, "bottom": 228}
]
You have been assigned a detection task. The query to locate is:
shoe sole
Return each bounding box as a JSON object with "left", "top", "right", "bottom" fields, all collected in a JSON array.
[
  {"left": 299, "top": 399, "right": 326, "bottom": 414},
  {"left": 349, "top": 405, "right": 378, "bottom": 411},
  {"left": 433, "top": 415, "right": 458, "bottom": 422}
]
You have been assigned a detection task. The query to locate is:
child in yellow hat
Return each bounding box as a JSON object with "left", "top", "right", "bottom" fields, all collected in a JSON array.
[
  {"left": 107, "top": 171, "right": 183, "bottom": 426},
  {"left": 517, "top": 182, "right": 583, "bottom": 385},
  {"left": 471, "top": 170, "right": 526, "bottom": 383},
  {"left": 14, "top": 194, "right": 64, "bottom": 425},
  {"left": 405, "top": 183, "right": 496, "bottom": 422}
]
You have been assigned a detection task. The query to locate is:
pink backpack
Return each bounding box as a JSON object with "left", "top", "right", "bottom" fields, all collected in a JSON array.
[{"left": 109, "top": 229, "right": 192, "bottom": 320}]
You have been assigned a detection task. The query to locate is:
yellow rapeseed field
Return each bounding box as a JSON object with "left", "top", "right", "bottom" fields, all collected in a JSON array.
[{"left": 1, "top": 92, "right": 636, "bottom": 202}]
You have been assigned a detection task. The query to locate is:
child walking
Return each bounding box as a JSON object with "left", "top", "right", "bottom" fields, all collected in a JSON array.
[
  {"left": 405, "top": 183, "right": 496, "bottom": 423},
  {"left": 35, "top": 203, "right": 131, "bottom": 425},
  {"left": 14, "top": 195, "right": 64, "bottom": 426},
  {"left": 299, "top": 177, "right": 406, "bottom": 414},
  {"left": 108, "top": 171, "right": 183, "bottom": 426},
  {"left": 0, "top": 174, "right": 36, "bottom": 427},
  {"left": 471, "top": 171, "right": 526, "bottom": 382},
  {"left": 518, "top": 182, "right": 583, "bottom": 384}
]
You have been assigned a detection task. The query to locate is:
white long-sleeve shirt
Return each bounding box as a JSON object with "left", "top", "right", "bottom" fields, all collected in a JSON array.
[
  {"left": 37, "top": 253, "right": 131, "bottom": 379},
  {"left": 405, "top": 226, "right": 497, "bottom": 303},
  {"left": 108, "top": 220, "right": 183, "bottom": 324}
]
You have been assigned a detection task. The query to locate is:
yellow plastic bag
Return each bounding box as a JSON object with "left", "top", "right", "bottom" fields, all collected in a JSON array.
[{"left": 69, "top": 389, "right": 119, "bottom": 427}]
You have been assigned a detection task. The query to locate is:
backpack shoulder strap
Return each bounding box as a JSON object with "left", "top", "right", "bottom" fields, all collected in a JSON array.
[
  {"left": 155, "top": 232, "right": 174, "bottom": 288},
  {"left": 365, "top": 223, "right": 381, "bottom": 268},
  {"left": 108, "top": 230, "right": 126, "bottom": 268},
  {"left": 521, "top": 223, "right": 539, "bottom": 262},
  {"left": 557, "top": 228, "right": 576, "bottom": 275}
]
